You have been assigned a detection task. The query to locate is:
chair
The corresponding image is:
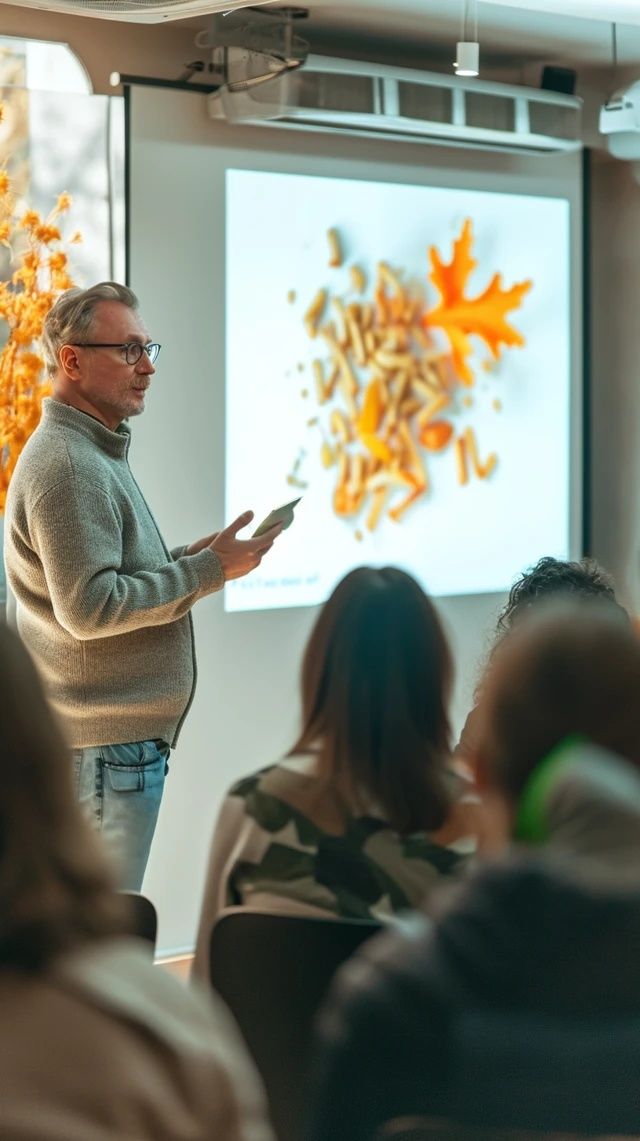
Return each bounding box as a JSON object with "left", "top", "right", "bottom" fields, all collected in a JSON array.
[
  {"left": 209, "top": 908, "right": 381, "bottom": 1141},
  {"left": 372, "top": 1008, "right": 640, "bottom": 1141},
  {"left": 120, "top": 891, "right": 158, "bottom": 952},
  {"left": 377, "top": 1125, "right": 640, "bottom": 1141},
  {"left": 376, "top": 1125, "right": 635, "bottom": 1140}
]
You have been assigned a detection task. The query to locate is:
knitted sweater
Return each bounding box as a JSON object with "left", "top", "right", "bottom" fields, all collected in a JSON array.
[{"left": 4, "top": 399, "right": 224, "bottom": 748}]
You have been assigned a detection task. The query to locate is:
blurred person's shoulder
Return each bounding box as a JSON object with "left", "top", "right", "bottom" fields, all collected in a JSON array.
[
  {"left": 52, "top": 936, "right": 256, "bottom": 1053},
  {"left": 1, "top": 937, "right": 274, "bottom": 1141},
  {"left": 57, "top": 937, "right": 274, "bottom": 1137}
]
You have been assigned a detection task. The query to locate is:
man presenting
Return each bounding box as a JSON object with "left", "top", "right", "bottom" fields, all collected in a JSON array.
[{"left": 4, "top": 282, "right": 281, "bottom": 890}]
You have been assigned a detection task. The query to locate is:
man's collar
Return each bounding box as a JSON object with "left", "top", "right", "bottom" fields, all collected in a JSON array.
[{"left": 43, "top": 397, "right": 130, "bottom": 457}]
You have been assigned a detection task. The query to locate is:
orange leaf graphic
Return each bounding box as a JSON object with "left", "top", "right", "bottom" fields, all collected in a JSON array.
[{"left": 425, "top": 219, "right": 532, "bottom": 385}]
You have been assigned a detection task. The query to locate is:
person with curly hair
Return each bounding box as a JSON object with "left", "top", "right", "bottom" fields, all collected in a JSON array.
[
  {"left": 455, "top": 556, "right": 627, "bottom": 771},
  {"left": 494, "top": 555, "right": 624, "bottom": 635}
]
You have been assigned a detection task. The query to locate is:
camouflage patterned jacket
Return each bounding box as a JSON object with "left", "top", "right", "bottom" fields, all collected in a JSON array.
[{"left": 193, "top": 754, "right": 476, "bottom": 978}]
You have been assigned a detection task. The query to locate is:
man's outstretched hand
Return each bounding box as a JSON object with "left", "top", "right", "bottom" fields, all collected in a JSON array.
[{"left": 209, "top": 511, "right": 283, "bottom": 581}]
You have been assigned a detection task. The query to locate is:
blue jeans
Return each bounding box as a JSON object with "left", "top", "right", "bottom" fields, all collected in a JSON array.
[{"left": 72, "top": 739, "right": 170, "bottom": 891}]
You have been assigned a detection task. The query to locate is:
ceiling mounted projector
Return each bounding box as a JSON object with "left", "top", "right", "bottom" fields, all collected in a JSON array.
[
  {"left": 200, "top": 7, "right": 308, "bottom": 93},
  {"left": 600, "top": 80, "right": 640, "bottom": 159},
  {"left": 1, "top": 0, "right": 279, "bottom": 23}
]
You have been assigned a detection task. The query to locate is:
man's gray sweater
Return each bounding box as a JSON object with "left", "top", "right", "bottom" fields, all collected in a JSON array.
[{"left": 4, "top": 398, "right": 224, "bottom": 748}]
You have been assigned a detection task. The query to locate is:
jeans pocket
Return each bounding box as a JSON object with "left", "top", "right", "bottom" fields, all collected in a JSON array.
[
  {"left": 72, "top": 746, "right": 99, "bottom": 802},
  {"left": 101, "top": 740, "right": 169, "bottom": 794},
  {"left": 72, "top": 749, "right": 83, "bottom": 795}
]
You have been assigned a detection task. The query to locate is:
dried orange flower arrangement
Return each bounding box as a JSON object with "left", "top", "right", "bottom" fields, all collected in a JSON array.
[
  {"left": 0, "top": 127, "right": 79, "bottom": 511},
  {"left": 288, "top": 219, "right": 533, "bottom": 534}
]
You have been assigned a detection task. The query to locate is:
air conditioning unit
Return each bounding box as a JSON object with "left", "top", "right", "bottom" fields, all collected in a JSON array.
[
  {"left": 2, "top": 0, "right": 278, "bottom": 23},
  {"left": 208, "top": 55, "right": 582, "bottom": 154}
]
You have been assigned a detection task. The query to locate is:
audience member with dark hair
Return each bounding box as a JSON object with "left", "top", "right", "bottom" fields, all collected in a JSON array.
[
  {"left": 495, "top": 554, "right": 624, "bottom": 633},
  {"left": 193, "top": 567, "right": 478, "bottom": 978},
  {"left": 0, "top": 622, "right": 273, "bottom": 1140},
  {"left": 308, "top": 601, "right": 640, "bottom": 1141},
  {"left": 456, "top": 555, "right": 627, "bottom": 767}
]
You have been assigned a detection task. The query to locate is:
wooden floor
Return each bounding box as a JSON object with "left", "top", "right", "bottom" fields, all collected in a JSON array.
[{"left": 157, "top": 954, "right": 193, "bottom": 983}]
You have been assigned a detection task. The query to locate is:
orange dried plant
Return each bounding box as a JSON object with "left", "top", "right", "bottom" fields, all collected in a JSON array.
[{"left": 0, "top": 142, "right": 79, "bottom": 511}]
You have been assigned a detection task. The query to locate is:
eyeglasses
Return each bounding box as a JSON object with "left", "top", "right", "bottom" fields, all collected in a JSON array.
[{"left": 73, "top": 342, "right": 161, "bottom": 365}]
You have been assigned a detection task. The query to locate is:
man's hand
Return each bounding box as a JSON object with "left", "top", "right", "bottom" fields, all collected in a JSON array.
[
  {"left": 185, "top": 533, "right": 220, "bottom": 557},
  {"left": 209, "top": 511, "right": 283, "bottom": 581}
]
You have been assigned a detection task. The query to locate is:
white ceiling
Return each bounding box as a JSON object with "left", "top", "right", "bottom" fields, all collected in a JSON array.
[
  {"left": 294, "top": 0, "right": 640, "bottom": 68},
  {"left": 488, "top": 0, "right": 640, "bottom": 24}
]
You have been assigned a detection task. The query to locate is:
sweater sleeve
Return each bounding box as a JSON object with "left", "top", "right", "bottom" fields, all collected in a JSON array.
[{"left": 31, "top": 483, "right": 224, "bottom": 639}]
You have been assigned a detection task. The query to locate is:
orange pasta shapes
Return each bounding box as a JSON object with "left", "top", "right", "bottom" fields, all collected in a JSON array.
[{"left": 288, "top": 217, "right": 529, "bottom": 533}]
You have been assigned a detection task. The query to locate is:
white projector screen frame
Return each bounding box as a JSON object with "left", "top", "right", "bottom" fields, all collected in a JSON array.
[{"left": 126, "top": 85, "right": 583, "bottom": 954}]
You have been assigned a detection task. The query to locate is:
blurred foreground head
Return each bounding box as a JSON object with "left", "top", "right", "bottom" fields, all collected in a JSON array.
[
  {"left": 475, "top": 599, "right": 640, "bottom": 811},
  {"left": 291, "top": 566, "right": 453, "bottom": 834},
  {"left": 0, "top": 624, "right": 123, "bottom": 970}
]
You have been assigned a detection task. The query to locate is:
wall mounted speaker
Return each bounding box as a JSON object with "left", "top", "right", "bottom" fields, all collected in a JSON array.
[{"left": 541, "top": 66, "right": 577, "bottom": 96}]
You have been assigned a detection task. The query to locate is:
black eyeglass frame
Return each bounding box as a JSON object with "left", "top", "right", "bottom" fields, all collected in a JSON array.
[{"left": 72, "top": 342, "right": 161, "bottom": 365}]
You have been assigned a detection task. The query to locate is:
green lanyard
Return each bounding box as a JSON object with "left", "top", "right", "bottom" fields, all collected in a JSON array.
[{"left": 514, "top": 734, "right": 586, "bottom": 843}]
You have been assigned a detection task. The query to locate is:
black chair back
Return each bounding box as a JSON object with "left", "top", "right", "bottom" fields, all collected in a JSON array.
[
  {"left": 121, "top": 891, "right": 157, "bottom": 952},
  {"left": 209, "top": 908, "right": 381, "bottom": 1141}
]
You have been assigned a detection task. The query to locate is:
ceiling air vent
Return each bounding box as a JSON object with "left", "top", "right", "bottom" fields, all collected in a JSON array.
[{"left": 208, "top": 55, "right": 582, "bottom": 154}]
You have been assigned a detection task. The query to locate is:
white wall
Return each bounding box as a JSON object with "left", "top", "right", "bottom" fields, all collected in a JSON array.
[
  {"left": 590, "top": 157, "right": 640, "bottom": 612},
  {"left": 0, "top": 3, "right": 197, "bottom": 95},
  {"left": 128, "top": 86, "right": 583, "bottom": 953}
]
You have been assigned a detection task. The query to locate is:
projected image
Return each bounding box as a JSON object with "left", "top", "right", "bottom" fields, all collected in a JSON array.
[{"left": 225, "top": 169, "right": 571, "bottom": 612}]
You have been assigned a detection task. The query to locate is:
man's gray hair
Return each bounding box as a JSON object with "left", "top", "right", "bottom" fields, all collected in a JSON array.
[{"left": 42, "top": 282, "right": 139, "bottom": 377}]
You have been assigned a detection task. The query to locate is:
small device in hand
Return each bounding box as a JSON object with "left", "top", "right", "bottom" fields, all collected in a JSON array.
[{"left": 252, "top": 497, "right": 302, "bottom": 537}]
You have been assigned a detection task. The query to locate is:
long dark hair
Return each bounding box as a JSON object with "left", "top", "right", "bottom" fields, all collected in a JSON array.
[
  {"left": 0, "top": 623, "right": 126, "bottom": 970},
  {"left": 289, "top": 567, "right": 453, "bottom": 834}
]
